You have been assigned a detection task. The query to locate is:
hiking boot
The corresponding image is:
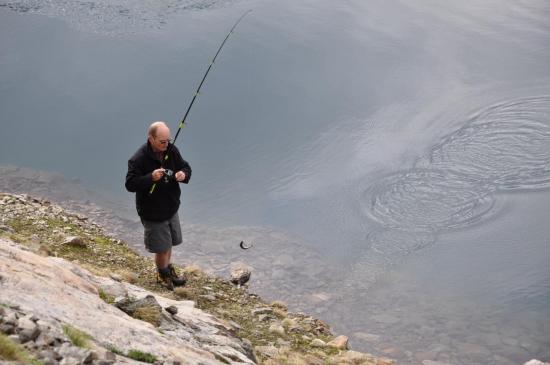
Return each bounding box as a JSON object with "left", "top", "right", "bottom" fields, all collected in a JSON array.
[
  {"left": 168, "top": 264, "right": 186, "bottom": 287},
  {"left": 157, "top": 269, "right": 174, "bottom": 291}
]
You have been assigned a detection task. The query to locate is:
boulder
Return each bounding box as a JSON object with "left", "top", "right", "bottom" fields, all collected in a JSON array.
[
  {"left": 327, "top": 335, "right": 349, "bottom": 350},
  {"left": 230, "top": 262, "right": 252, "bottom": 288}
]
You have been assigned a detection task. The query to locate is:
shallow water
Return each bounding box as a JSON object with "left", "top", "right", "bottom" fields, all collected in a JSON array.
[{"left": 1, "top": 0, "right": 550, "bottom": 364}]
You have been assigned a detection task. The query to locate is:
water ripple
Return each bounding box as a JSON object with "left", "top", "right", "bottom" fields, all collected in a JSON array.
[
  {"left": 0, "top": 0, "right": 237, "bottom": 35},
  {"left": 427, "top": 96, "right": 550, "bottom": 191},
  {"left": 368, "top": 169, "right": 495, "bottom": 232},
  {"left": 368, "top": 96, "right": 550, "bottom": 233}
]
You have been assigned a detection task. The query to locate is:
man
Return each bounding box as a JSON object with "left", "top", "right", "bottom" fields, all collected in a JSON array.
[{"left": 125, "top": 121, "right": 192, "bottom": 290}]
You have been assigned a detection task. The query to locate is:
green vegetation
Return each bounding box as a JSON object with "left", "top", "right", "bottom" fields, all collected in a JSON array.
[
  {"left": 62, "top": 324, "right": 93, "bottom": 349},
  {"left": 98, "top": 288, "right": 115, "bottom": 304},
  {"left": 106, "top": 344, "right": 124, "bottom": 356},
  {"left": 0, "top": 193, "right": 349, "bottom": 365},
  {"left": 127, "top": 349, "right": 157, "bottom": 363},
  {"left": 105, "top": 345, "right": 157, "bottom": 363},
  {"left": 132, "top": 306, "right": 162, "bottom": 327},
  {"left": 0, "top": 333, "right": 44, "bottom": 364}
]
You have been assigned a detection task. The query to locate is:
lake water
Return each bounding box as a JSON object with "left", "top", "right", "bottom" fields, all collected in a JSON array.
[{"left": 1, "top": 0, "right": 550, "bottom": 364}]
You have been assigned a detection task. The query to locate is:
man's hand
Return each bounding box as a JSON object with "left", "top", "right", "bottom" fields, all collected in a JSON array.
[
  {"left": 175, "top": 171, "right": 186, "bottom": 182},
  {"left": 152, "top": 168, "right": 165, "bottom": 182}
]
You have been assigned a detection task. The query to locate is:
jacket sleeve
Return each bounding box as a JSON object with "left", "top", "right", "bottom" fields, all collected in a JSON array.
[
  {"left": 125, "top": 158, "right": 153, "bottom": 192},
  {"left": 173, "top": 148, "right": 192, "bottom": 184}
]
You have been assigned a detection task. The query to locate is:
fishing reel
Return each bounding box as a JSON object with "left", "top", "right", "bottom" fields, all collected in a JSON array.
[{"left": 162, "top": 168, "right": 175, "bottom": 183}]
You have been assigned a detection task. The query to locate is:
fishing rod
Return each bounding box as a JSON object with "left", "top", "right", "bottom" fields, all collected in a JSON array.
[{"left": 150, "top": 9, "right": 252, "bottom": 194}]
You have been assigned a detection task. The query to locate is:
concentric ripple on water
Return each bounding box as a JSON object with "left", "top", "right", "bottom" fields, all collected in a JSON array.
[
  {"left": 368, "top": 169, "right": 495, "bottom": 232},
  {"left": 367, "top": 96, "right": 550, "bottom": 233},
  {"left": 428, "top": 96, "right": 550, "bottom": 191}
]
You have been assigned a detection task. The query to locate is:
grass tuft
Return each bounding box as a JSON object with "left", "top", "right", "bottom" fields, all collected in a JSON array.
[
  {"left": 133, "top": 306, "right": 162, "bottom": 327},
  {"left": 98, "top": 288, "right": 115, "bottom": 304},
  {"left": 0, "top": 333, "right": 43, "bottom": 364},
  {"left": 127, "top": 349, "right": 157, "bottom": 363},
  {"left": 62, "top": 324, "right": 93, "bottom": 349}
]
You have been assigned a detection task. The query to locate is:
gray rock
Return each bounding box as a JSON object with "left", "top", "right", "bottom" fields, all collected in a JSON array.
[
  {"left": 36, "top": 332, "right": 56, "bottom": 347},
  {"left": 251, "top": 307, "right": 273, "bottom": 316},
  {"left": 4, "top": 312, "right": 18, "bottom": 325},
  {"left": 165, "top": 306, "right": 178, "bottom": 315},
  {"left": 230, "top": 263, "right": 251, "bottom": 288},
  {"left": 327, "top": 335, "right": 348, "bottom": 350},
  {"left": 62, "top": 236, "right": 86, "bottom": 247},
  {"left": 268, "top": 323, "right": 285, "bottom": 336},
  {"left": 258, "top": 314, "right": 273, "bottom": 322},
  {"left": 38, "top": 349, "right": 59, "bottom": 365},
  {"left": 104, "top": 351, "right": 116, "bottom": 361},
  {"left": 57, "top": 343, "right": 93, "bottom": 364},
  {"left": 115, "top": 294, "right": 161, "bottom": 316},
  {"left": 255, "top": 345, "right": 279, "bottom": 358},
  {"left": 0, "top": 323, "right": 16, "bottom": 335},
  {"left": 240, "top": 338, "right": 256, "bottom": 363},
  {"left": 8, "top": 334, "right": 21, "bottom": 343},
  {"left": 310, "top": 339, "right": 326, "bottom": 348},
  {"left": 18, "top": 316, "right": 41, "bottom": 343}
]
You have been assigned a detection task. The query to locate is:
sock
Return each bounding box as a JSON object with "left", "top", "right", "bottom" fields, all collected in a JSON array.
[{"left": 158, "top": 266, "right": 170, "bottom": 275}]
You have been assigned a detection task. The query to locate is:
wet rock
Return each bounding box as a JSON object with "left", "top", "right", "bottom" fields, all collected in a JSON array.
[{"left": 422, "top": 361, "right": 454, "bottom": 365}]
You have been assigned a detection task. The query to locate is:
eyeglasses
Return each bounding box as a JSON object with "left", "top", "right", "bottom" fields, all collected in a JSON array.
[{"left": 156, "top": 138, "right": 172, "bottom": 144}]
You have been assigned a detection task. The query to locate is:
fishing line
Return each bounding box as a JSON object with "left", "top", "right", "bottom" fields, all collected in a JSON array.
[{"left": 149, "top": 9, "right": 252, "bottom": 194}]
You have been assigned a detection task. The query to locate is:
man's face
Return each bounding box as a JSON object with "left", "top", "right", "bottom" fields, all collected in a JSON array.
[{"left": 149, "top": 126, "right": 171, "bottom": 153}]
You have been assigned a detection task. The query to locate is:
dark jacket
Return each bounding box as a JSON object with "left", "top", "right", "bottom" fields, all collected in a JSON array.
[{"left": 125, "top": 142, "right": 192, "bottom": 222}]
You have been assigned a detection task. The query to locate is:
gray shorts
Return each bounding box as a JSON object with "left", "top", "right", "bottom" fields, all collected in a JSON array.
[{"left": 141, "top": 212, "right": 182, "bottom": 253}]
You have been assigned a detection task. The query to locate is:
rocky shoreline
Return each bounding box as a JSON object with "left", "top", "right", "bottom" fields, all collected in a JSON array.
[
  {"left": 0, "top": 181, "right": 546, "bottom": 365},
  {"left": 0, "top": 192, "right": 395, "bottom": 365}
]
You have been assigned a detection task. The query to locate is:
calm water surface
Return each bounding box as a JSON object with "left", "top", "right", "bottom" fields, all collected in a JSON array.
[{"left": 1, "top": 0, "right": 550, "bottom": 364}]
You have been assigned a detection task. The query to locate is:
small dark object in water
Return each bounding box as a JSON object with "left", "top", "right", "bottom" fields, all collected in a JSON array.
[{"left": 240, "top": 241, "right": 253, "bottom": 249}]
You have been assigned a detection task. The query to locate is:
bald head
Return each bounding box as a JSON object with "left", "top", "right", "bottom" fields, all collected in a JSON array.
[
  {"left": 147, "top": 121, "right": 172, "bottom": 153},
  {"left": 148, "top": 121, "right": 170, "bottom": 138}
]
